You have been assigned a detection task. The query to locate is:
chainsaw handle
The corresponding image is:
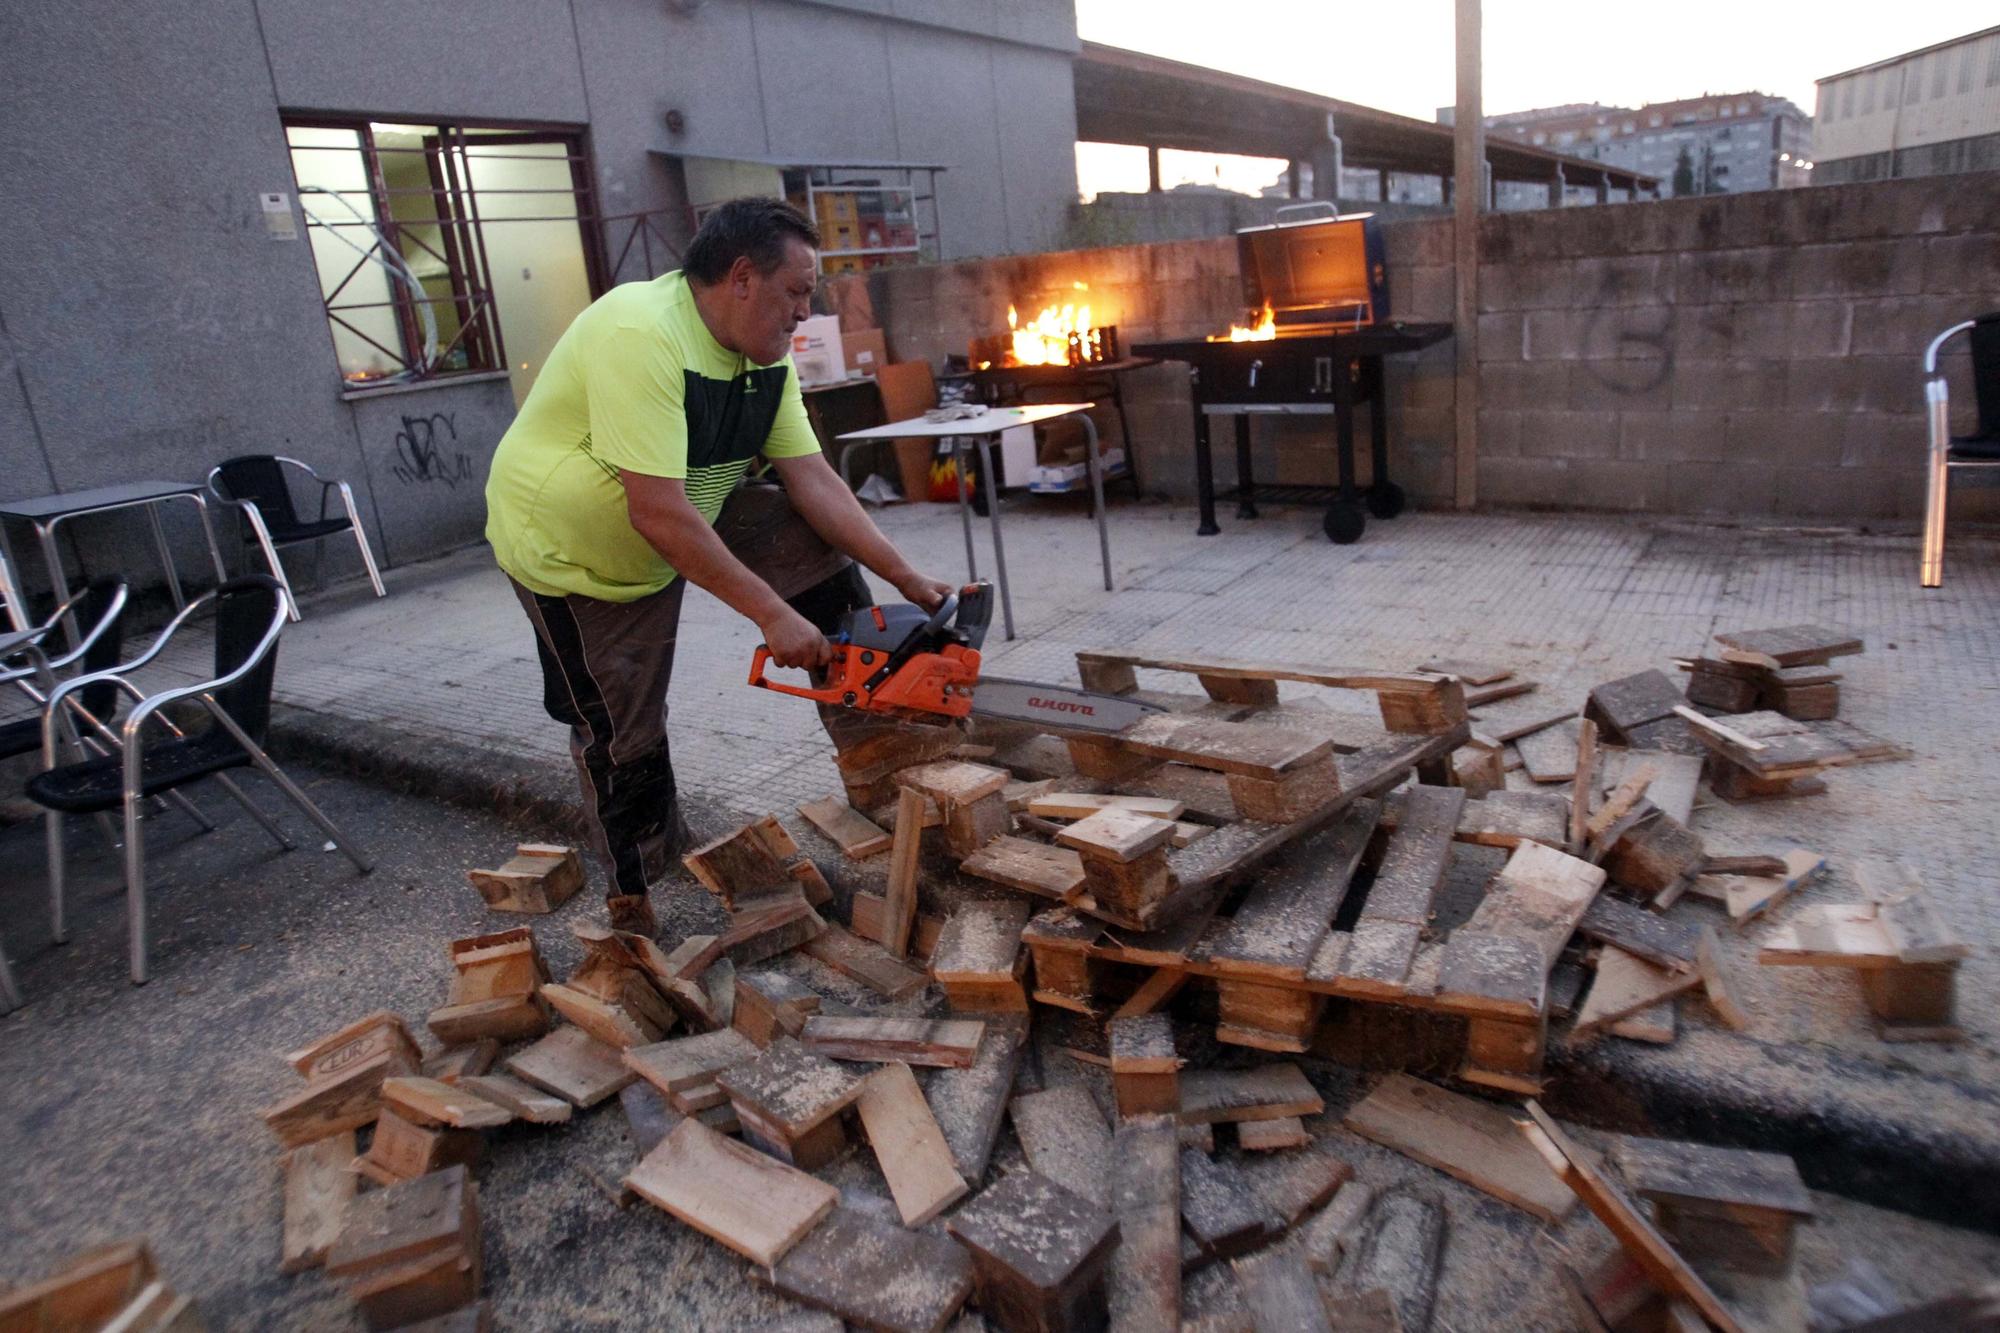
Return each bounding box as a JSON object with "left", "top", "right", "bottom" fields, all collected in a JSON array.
[{"left": 747, "top": 644, "right": 832, "bottom": 703}]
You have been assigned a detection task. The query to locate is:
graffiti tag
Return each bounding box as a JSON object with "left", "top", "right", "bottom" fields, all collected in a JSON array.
[{"left": 391, "top": 412, "right": 475, "bottom": 488}]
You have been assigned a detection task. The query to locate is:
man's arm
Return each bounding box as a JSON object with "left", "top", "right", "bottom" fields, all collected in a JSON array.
[
  {"left": 619, "top": 469, "right": 831, "bottom": 668},
  {"left": 765, "top": 451, "right": 953, "bottom": 609}
]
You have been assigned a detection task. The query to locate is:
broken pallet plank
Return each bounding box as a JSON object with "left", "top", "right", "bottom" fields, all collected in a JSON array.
[
  {"left": 1011, "top": 1085, "right": 1114, "bottom": 1209},
  {"left": 929, "top": 1014, "right": 1028, "bottom": 1182},
  {"left": 801, "top": 922, "right": 928, "bottom": 1000},
  {"left": 797, "top": 795, "right": 893, "bottom": 858},
  {"left": 1343, "top": 1074, "right": 1574, "bottom": 1222},
  {"left": 768, "top": 1206, "right": 973, "bottom": 1333},
  {"left": 1361, "top": 786, "right": 1467, "bottom": 926},
  {"left": 1107, "top": 1115, "right": 1181, "bottom": 1332},
  {"left": 1177, "top": 1063, "right": 1324, "bottom": 1126},
  {"left": 1206, "top": 800, "right": 1380, "bottom": 982},
  {"left": 504, "top": 1027, "right": 634, "bottom": 1108},
  {"left": 960, "top": 835, "right": 1087, "bottom": 901},
  {"left": 800, "top": 1016, "right": 986, "bottom": 1069},
  {"left": 625, "top": 1117, "right": 838, "bottom": 1268},
  {"left": 855, "top": 1062, "right": 969, "bottom": 1227}
]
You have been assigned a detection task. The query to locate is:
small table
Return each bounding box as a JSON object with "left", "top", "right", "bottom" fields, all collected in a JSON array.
[
  {"left": 966, "top": 356, "right": 1158, "bottom": 497},
  {"left": 837, "top": 403, "right": 1112, "bottom": 641},
  {"left": 0, "top": 481, "right": 227, "bottom": 643}
]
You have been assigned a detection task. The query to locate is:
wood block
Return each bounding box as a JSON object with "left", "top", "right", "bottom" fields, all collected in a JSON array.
[
  {"left": 261, "top": 1047, "right": 416, "bottom": 1149},
  {"left": 281, "top": 1131, "right": 356, "bottom": 1274},
  {"left": 1177, "top": 1063, "right": 1323, "bottom": 1126},
  {"left": 769, "top": 1206, "right": 974, "bottom": 1333},
  {"left": 960, "top": 836, "right": 1088, "bottom": 902},
  {"left": 454, "top": 1073, "right": 571, "bottom": 1124},
  {"left": 715, "top": 1036, "right": 864, "bottom": 1140},
  {"left": 1449, "top": 740, "right": 1506, "bottom": 798},
  {"left": 1233, "top": 1247, "right": 1333, "bottom": 1333},
  {"left": 625, "top": 1118, "right": 837, "bottom": 1268},
  {"left": 1459, "top": 1010, "right": 1549, "bottom": 1093},
  {"left": 1765, "top": 680, "right": 1838, "bottom": 721},
  {"left": 898, "top": 759, "right": 1012, "bottom": 807},
  {"left": 1237, "top": 1116, "right": 1310, "bottom": 1152},
  {"left": 1569, "top": 947, "right": 1702, "bottom": 1043},
  {"left": 931, "top": 899, "right": 1032, "bottom": 999},
  {"left": 356, "top": 1107, "right": 483, "bottom": 1187},
  {"left": 1523, "top": 1105, "right": 1743, "bottom": 1333},
  {"left": 1686, "top": 667, "right": 1760, "bottom": 713},
  {"left": 801, "top": 922, "right": 928, "bottom": 999},
  {"left": 1586, "top": 670, "right": 1686, "bottom": 739},
  {"left": 381, "top": 1076, "right": 513, "bottom": 1130},
  {"left": 1344, "top": 1074, "right": 1573, "bottom": 1221},
  {"left": 731, "top": 970, "right": 827, "bottom": 1048},
  {"left": 1107, "top": 1115, "right": 1181, "bottom": 1331},
  {"left": 0, "top": 1242, "right": 162, "bottom": 1333},
  {"left": 850, "top": 892, "right": 945, "bottom": 962},
  {"left": 623, "top": 1028, "right": 760, "bottom": 1095},
  {"left": 1029, "top": 792, "right": 1186, "bottom": 821},
  {"left": 930, "top": 1014, "right": 1028, "bottom": 1181},
  {"left": 1056, "top": 807, "right": 1177, "bottom": 862},
  {"left": 421, "top": 1041, "right": 500, "bottom": 1085},
  {"left": 1860, "top": 963, "right": 1962, "bottom": 1041},
  {"left": 1011, "top": 1085, "right": 1113, "bottom": 1208},
  {"left": 426, "top": 995, "right": 551, "bottom": 1046},
  {"left": 1209, "top": 800, "right": 1378, "bottom": 981},
  {"left": 285, "top": 1011, "right": 424, "bottom": 1082},
  {"left": 1713, "top": 624, "right": 1861, "bottom": 668},
  {"left": 802, "top": 1015, "right": 986, "bottom": 1068},
  {"left": 1344, "top": 1189, "right": 1445, "bottom": 1333},
  {"left": 346, "top": 1244, "right": 478, "bottom": 1332},
  {"left": 1179, "top": 1147, "right": 1280, "bottom": 1259},
  {"left": 1109, "top": 1013, "right": 1181, "bottom": 1118},
  {"left": 947, "top": 1170, "right": 1121, "bottom": 1333},
  {"left": 674, "top": 898, "right": 825, "bottom": 977},
  {"left": 504, "top": 1026, "right": 634, "bottom": 1108},
  {"left": 539, "top": 980, "right": 666, "bottom": 1050},
  {"left": 1225, "top": 754, "right": 1341, "bottom": 823},
  {"left": 683, "top": 815, "right": 799, "bottom": 903},
  {"left": 668, "top": 1081, "right": 730, "bottom": 1114},
  {"left": 1073, "top": 846, "right": 1174, "bottom": 929},
  {"left": 465, "top": 844, "right": 583, "bottom": 913},
  {"left": 1030, "top": 945, "right": 1103, "bottom": 1013},
  {"left": 1065, "top": 733, "right": 1157, "bottom": 782},
  {"left": 942, "top": 790, "right": 1011, "bottom": 859},
  {"left": 1616, "top": 1137, "right": 1812, "bottom": 1221},
  {"left": 1603, "top": 811, "right": 1704, "bottom": 897},
  {"left": 326, "top": 1163, "right": 477, "bottom": 1279},
  {"left": 856, "top": 1062, "right": 970, "bottom": 1226},
  {"left": 1216, "top": 977, "right": 1325, "bottom": 1053},
  {"left": 797, "top": 795, "right": 893, "bottom": 858}
]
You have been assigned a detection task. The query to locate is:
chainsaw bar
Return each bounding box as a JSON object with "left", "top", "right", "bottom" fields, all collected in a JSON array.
[{"left": 969, "top": 676, "right": 1165, "bottom": 736}]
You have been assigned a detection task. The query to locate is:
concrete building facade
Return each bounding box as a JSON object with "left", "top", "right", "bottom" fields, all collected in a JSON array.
[
  {"left": 1489, "top": 94, "right": 1812, "bottom": 198},
  {"left": 0, "top": 0, "right": 1079, "bottom": 597},
  {"left": 1813, "top": 24, "right": 2000, "bottom": 185}
]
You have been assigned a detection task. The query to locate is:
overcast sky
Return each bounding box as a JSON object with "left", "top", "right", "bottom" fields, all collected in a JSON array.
[{"left": 1073, "top": 1, "right": 1996, "bottom": 196}]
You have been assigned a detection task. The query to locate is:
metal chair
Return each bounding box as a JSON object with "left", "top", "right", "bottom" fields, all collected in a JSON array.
[
  {"left": 206, "top": 455, "right": 386, "bottom": 621},
  {"left": 1921, "top": 312, "right": 2000, "bottom": 587},
  {"left": 26, "top": 574, "right": 371, "bottom": 984}
]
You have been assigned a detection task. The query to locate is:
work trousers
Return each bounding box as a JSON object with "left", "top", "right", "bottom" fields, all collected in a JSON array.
[{"left": 509, "top": 479, "right": 870, "bottom": 900}]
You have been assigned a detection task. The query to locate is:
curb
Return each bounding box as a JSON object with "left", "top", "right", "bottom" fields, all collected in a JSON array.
[{"left": 272, "top": 701, "right": 2000, "bottom": 1230}]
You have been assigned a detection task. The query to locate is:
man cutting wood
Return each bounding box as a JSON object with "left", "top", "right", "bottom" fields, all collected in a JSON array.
[{"left": 485, "top": 197, "right": 950, "bottom": 936}]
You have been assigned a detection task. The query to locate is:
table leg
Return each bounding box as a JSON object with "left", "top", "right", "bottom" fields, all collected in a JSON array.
[
  {"left": 145, "top": 502, "right": 188, "bottom": 612},
  {"left": 1194, "top": 403, "right": 1220, "bottom": 536},
  {"left": 0, "top": 523, "right": 27, "bottom": 631},
  {"left": 36, "top": 521, "right": 81, "bottom": 652},
  {"left": 1367, "top": 358, "right": 1390, "bottom": 489},
  {"left": 1109, "top": 373, "right": 1143, "bottom": 497},
  {"left": 188, "top": 494, "right": 228, "bottom": 583},
  {"left": 1080, "top": 415, "right": 1113, "bottom": 593},
  {"left": 954, "top": 438, "right": 980, "bottom": 582},
  {"left": 975, "top": 434, "right": 1015, "bottom": 641},
  {"left": 1234, "top": 414, "right": 1259, "bottom": 520}
]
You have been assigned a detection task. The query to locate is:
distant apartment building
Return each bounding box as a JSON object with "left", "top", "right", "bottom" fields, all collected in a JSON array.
[
  {"left": 1812, "top": 25, "right": 2000, "bottom": 184},
  {"left": 1487, "top": 93, "right": 1812, "bottom": 197}
]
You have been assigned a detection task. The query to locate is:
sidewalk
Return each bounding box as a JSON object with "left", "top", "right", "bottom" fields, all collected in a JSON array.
[{"left": 156, "top": 493, "right": 2000, "bottom": 1214}]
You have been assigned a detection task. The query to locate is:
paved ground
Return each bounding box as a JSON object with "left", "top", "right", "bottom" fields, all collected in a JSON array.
[{"left": 4, "top": 765, "right": 1998, "bottom": 1331}]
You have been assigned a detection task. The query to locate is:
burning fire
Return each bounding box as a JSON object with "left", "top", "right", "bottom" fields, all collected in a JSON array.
[
  {"left": 1008, "top": 301, "right": 1094, "bottom": 367},
  {"left": 1213, "top": 303, "right": 1277, "bottom": 342}
]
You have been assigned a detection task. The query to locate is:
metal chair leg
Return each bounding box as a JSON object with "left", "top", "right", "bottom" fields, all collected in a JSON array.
[
  {"left": 243, "top": 505, "right": 302, "bottom": 622},
  {"left": 0, "top": 931, "right": 20, "bottom": 1012},
  {"left": 339, "top": 483, "right": 388, "bottom": 599},
  {"left": 123, "top": 790, "right": 149, "bottom": 985},
  {"left": 164, "top": 788, "right": 216, "bottom": 833},
  {"left": 46, "top": 809, "right": 66, "bottom": 945},
  {"left": 1922, "top": 385, "right": 1950, "bottom": 588},
  {"left": 231, "top": 736, "right": 371, "bottom": 873},
  {"left": 212, "top": 772, "right": 295, "bottom": 851}
]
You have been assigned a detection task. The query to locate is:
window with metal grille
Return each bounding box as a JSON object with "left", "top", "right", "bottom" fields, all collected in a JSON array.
[{"left": 283, "top": 117, "right": 613, "bottom": 402}]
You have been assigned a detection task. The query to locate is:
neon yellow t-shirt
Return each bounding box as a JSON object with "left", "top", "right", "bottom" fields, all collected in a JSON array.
[{"left": 484, "top": 271, "right": 821, "bottom": 601}]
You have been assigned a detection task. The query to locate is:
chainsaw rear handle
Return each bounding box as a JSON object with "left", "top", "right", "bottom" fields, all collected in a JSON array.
[{"left": 746, "top": 644, "right": 843, "bottom": 705}]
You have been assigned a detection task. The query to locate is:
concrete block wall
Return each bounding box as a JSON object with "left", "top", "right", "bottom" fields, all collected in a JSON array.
[{"left": 829, "top": 170, "right": 2000, "bottom": 524}]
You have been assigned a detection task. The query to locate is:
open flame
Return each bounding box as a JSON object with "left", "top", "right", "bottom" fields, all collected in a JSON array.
[
  {"left": 1008, "top": 301, "right": 1094, "bottom": 366},
  {"left": 1213, "top": 303, "right": 1277, "bottom": 342}
]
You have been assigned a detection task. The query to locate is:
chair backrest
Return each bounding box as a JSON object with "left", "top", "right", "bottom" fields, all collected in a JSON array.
[
  {"left": 210, "top": 576, "right": 285, "bottom": 745},
  {"left": 1971, "top": 312, "right": 2000, "bottom": 440},
  {"left": 875, "top": 361, "right": 939, "bottom": 421},
  {"left": 214, "top": 455, "right": 303, "bottom": 530}
]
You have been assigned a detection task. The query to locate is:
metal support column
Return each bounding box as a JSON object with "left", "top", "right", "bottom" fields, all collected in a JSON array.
[{"left": 1453, "top": 0, "right": 1484, "bottom": 510}]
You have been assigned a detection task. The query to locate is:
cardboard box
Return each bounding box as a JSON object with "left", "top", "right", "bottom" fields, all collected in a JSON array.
[
  {"left": 1028, "top": 448, "right": 1126, "bottom": 493},
  {"left": 790, "top": 315, "right": 844, "bottom": 386},
  {"left": 843, "top": 328, "right": 888, "bottom": 379}
]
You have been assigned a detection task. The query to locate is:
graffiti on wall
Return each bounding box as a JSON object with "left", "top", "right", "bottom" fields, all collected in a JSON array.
[{"left": 390, "top": 412, "right": 475, "bottom": 488}]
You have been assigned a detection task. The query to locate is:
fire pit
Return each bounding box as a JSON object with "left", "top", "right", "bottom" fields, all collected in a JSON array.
[{"left": 1134, "top": 213, "right": 1452, "bottom": 545}]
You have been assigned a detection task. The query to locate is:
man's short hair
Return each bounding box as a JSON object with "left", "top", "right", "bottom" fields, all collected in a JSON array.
[{"left": 682, "top": 198, "right": 820, "bottom": 285}]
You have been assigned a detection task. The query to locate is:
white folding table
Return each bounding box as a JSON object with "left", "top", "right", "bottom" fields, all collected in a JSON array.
[{"left": 837, "top": 403, "right": 1113, "bottom": 641}]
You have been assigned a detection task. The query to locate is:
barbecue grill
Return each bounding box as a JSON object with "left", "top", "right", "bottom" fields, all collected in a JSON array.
[{"left": 1133, "top": 212, "right": 1451, "bottom": 544}]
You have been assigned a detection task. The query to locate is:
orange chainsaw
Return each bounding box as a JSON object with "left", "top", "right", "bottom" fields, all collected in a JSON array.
[{"left": 747, "top": 581, "right": 1163, "bottom": 734}]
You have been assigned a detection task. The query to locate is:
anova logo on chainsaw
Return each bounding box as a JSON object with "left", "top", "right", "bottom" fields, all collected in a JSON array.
[{"left": 1027, "top": 695, "right": 1096, "bottom": 716}]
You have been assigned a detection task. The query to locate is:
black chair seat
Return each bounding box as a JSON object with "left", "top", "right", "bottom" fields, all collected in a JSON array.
[
  {"left": 1949, "top": 433, "right": 2000, "bottom": 462},
  {"left": 265, "top": 516, "right": 355, "bottom": 544},
  {"left": 26, "top": 731, "right": 250, "bottom": 814}
]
